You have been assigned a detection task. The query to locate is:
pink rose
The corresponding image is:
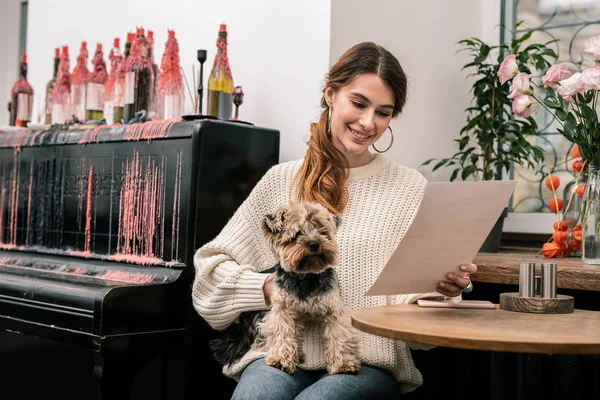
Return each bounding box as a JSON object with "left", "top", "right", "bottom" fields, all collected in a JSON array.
[
  {"left": 584, "top": 35, "right": 600, "bottom": 60},
  {"left": 557, "top": 72, "right": 583, "bottom": 101},
  {"left": 581, "top": 68, "right": 600, "bottom": 90},
  {"left": 512, "top": 94, "right": 537, "bottom": 118},
  {"left": 542, "top": 64, "right": 572, "bottom": 89},
  {"left": 498, "top": 54, "right": 519, "bottom": 85},
  {"left": 507, "top": 73, "right": 531, "bottom": 99}
]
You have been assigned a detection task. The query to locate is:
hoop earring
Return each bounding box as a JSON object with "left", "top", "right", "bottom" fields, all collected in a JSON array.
[
  {"left": 327, "top": 107, "right": 332, "bottom": 136},
  {"left": 372, "top": 126, "right": 394, "bottom": 153}
]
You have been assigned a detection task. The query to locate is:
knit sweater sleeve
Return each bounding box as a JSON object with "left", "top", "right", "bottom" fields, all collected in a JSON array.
[{"left": 191, "top": 167, "right": 280, "bottom": 331}]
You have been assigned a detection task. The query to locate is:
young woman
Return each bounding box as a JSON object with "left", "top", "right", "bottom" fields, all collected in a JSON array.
[{"left": 192, "top": 42, "right": 476, "bottom": 399}]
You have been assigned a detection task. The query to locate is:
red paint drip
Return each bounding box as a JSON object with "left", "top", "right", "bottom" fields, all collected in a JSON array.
[
  {"left": 171, "top": 151, "right": 182, "bottom": 261},
  {"left": 157, "top": 30, "right": 183, "bottom": 95},
  {"left": 89, "top": 45, "right": 108, "bottom": 84},
  {"left": 123, "top": 120, "right": 174, "bottom": 141},
  {"left": 68, "top": 250, "right": 92, "bottom": 258},
  {"left": 71, "top": 43, "right": 89, "bottom": 85},
  {"left": 0, "top": 175, "right": 5, "bottom": 244},
  {"left": 52, "top": 46, "right": 71, "bottom": 105},
  {"left": 26, "top": 160, "right": 34, "bottom": 245},
  {"left": 97, "top": 269, "right": 154, "bottom": 283},
  {"left": 78, "top": 125, "right": 105, "bottom": 144},
  {"left": 104, "top": 41, "right": 123, "bottom": 102},
  {"left": 113, "top": 151, "right": 166, "bottom": 263},
  {"left": 8, "top": 156, "right": 20, "bottom": 245},
  {"left": 84, "top": 165, "right": 93, "bottom": 252}
]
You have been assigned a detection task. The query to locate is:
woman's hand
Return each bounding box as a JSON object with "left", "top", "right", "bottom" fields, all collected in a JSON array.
[
  {"left": 436, "top": 263, "right": 477, "bottom": 297},
  {"left": 262, "top": 272, "right": 276, "bottom": 305}
]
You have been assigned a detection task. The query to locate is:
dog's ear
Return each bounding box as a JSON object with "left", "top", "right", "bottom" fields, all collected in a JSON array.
[
  {"left": 262, "top": 209, "right": 285, "bottom": 234},
  {"left": 332, "top": 214, "right": 341, "bottom": 228}
]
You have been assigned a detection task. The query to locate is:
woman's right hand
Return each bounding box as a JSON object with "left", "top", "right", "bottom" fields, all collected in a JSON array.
[{"left": 262, "top": 272, "right": 276, "bottom": 305}]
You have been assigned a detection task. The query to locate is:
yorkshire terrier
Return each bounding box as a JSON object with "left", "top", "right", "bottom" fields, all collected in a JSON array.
[{"left": 209, "top": 201, "right": 360, "bottom": 375}]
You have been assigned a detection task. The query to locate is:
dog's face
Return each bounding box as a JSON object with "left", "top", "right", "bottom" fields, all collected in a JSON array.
[{"left": 261, "top": 201, "right": 340, "bottom": 274}]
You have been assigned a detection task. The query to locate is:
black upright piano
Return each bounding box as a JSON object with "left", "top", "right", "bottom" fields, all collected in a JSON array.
[{"left": 0, "top": 119, "right": 280, "bottom": 399}]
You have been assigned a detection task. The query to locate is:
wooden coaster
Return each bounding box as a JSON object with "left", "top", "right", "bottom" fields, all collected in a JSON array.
[{"left": 500, "top": 292, "right": 574, "bottom": 314}]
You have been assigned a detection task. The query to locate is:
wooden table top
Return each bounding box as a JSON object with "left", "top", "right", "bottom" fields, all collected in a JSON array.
[
  {"left": 352, "top": 304, "right": 600, "bottom": 354},
  {"left": 472, "top": 250, "right": 600, "bottom": 291}
]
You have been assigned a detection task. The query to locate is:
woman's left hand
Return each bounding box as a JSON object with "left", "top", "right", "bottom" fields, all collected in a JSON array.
[{"left": 436, "top": 263, "right": 477, "bottom": 297}]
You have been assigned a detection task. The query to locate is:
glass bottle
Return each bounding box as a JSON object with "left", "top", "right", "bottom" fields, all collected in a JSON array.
[
  {"left": 124, "top": 28, "right": 154, "bottom": 123},
  {"left": 157, "top": 30, "right": 185, "bottom": 120},
  {"left": 44, "top": 48, "right": 60, "bottom": 124},
  {"left": 51, "top": 46, "right": 71, "bottom": 125},
  {"left": 207, "top": 23, "right": 234, "bottom": 119},
  {"left": 86, "top": 43, "right": 108, "bottom": 121},
  {"left": 103, "top": 38, "right": 122, "bottom": 125},
  {"left": 114, "top": 32, "right": 133, "bottom": 124},
  {"left": 582, "top": 164, "right": 600, "bottom": 264},
  {"left": 71, "top": 41, "right": 89, "bottom": 122},
  {"left": 563, "top": 169, "right": 587, "bottom": 257},
  {"left": 8, "top": 54, "right": 34, "bottom": 127},
  {"left": 147, "top": 29, "right": 159, "bottom": 117}
]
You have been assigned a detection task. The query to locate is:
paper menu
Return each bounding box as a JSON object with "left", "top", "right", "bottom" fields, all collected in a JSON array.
[{"left": 365, "top": 180, "right": 517, "bottom": 296}]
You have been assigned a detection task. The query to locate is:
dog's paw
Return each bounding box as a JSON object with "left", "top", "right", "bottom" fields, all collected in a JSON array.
[
  {"left": 266, "top": 354, "right": 296, "bottom": 374},
  {"left": 327, "top": 360, "right": 361, "bottom": 375}
]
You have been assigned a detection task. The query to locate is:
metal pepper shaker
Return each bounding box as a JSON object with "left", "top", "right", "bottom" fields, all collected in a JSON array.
[{"left": 519, "top": 261, "right": 536, "bottom": 297}]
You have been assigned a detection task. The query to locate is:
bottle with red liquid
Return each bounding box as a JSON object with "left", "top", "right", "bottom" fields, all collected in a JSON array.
[
  {"left": 51, "top": 46, "right": 71, "bottom": 124},
  {"left": 71, "top": 41, "right": 89, "bottom": 122},
  {"left": 44, "top": 48, "right": 60, "bottom": 124},
  {"left": 86, "top": 43, "right": 108, "bottom": 121},
  {"left": 157, "top": 30, "right": 184, "bottom": 120},
  {"left": 8, "top": 54, "right": 34, "bottom": 127}
]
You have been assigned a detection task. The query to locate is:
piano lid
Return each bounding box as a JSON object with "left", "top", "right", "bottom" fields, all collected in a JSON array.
[{"left": 0, "top": 121, "right": 197, "bottom": 268}]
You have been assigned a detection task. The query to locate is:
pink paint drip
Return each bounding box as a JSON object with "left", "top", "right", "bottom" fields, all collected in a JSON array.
[
  {"left": 8, "top": 156, "right": 19, "bottom": 245},
  {"left": 25, "top": 160, "right": 33, "bottom": 245},
  {"left": 124, "top": 120, "right": 174, "bottom": 141},
  {"left": 68, "top": 250, "right": 92, "bottom": 258},
  {"left": 171, "top": 151, "right": 182, "bottom": 261},
  {"left": 113, "top": 151, "right": 167, "bottom": 264},
  {"left": 78, "top": 125, "right": 105, "bottom": 145},
  {"left": 0, "top": 184, "right": 5, "bottom": 244},
  {"left": 84, "top": 166, "right": 93, "bottom": 252},
  {"left": 97, "top": 269, "right": 154, "bottom": 283}
]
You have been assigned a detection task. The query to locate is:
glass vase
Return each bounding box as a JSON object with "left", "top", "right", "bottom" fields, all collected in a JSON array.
[{"left": 582, "top": 163, "right": 600, "bottom": 265}]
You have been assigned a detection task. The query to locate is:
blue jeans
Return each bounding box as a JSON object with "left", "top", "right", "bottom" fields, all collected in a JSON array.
[{"left": 231, "top": 358, "right": 402, "bottom": 400}]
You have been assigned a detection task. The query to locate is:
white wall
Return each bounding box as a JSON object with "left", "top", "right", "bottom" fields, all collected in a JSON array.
[
  {"left": 24, "top": 0, "right": 502, "bottom": 167},
  {"left": 0, "top": 0, "right": 22, "bottom": 126},
  {"left": 331, "top": 0, "right": 501, "bottom": 180},
  {"left": 26, "top": 0, "right": 331, "bottom": 162}
]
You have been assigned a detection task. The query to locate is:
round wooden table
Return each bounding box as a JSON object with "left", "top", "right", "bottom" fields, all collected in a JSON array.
[{"left": 352, "top": 304, "right": 600, "bottom": 354}]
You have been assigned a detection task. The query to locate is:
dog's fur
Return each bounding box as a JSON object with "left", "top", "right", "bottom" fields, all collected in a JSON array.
[{"left": 209, "top": 201, "right": 360, "bottom": 375}]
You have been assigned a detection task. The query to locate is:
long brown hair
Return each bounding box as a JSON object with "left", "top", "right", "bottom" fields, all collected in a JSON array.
[{"left": 292, "top": 42, "right": 408, "bottom": 214}]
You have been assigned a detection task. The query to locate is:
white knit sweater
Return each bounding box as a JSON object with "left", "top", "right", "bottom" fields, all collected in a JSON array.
[{"left": 192, "top": 154, "right": 443, "bottom": 393}]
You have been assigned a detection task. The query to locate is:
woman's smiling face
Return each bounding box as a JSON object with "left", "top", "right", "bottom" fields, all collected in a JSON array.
[{"left": 325, "top": 73, "right": 395, "bottom": 166}]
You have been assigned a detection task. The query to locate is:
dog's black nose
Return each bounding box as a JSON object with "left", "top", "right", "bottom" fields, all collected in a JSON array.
[{"left": 308, "top": 241, "right": 320, "bottom": 253}]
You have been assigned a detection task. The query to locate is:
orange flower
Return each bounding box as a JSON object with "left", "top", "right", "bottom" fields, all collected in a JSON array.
[
  {"left": 576, "top": 184, "right": 585, "bottom": 198},
  {"left": 572, "top": 228, "right": 583, "bottom": 241},
  {"left": 542, "top": 242, "right": 562, "bottom": 258},
  {"left": 553, "top": 221, "right": 568, "bottom": 231},
  {"left": 571, "top": 145, "right": 580, "bottom": 158},
  {"left": 545, "top": 175, "right": 560, "bottom": 191},
  {"left": 553, "top": 230, "right": 568, "bottom": 244},
  {"left": 573, "top": 160, "right": 584, "bottom": 173},
  {"left": 548, "top": 198, "right": 564, "bottom": 213},
  {"left": 567, "top": 239, "right": 581, "bottom": 252}
]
